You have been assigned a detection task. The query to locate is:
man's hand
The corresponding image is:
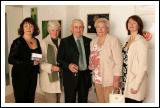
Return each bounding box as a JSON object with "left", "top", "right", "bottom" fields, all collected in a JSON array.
[{"left": 68, "top": 63, "right": 78, "bottom": 73}]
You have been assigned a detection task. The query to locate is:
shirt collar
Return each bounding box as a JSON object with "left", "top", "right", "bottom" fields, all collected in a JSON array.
[{"left": 73, "top": 35, "right": 83, "bottom": 41}]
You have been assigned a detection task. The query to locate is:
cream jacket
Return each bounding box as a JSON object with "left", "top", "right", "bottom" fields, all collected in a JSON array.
[
  {"left": 39, "top": 35, "right": 61, "bottom": 93},
  {"left": 90, "top": 34, "right": 123, "bottom": 87},
  {"left": 124, "top": 34, "right": 148, "bottom": 101}
]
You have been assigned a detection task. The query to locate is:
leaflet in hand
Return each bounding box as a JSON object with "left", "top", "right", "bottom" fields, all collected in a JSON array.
[{"left": 31, "top": 53, "right": 42, "bottom": 60}]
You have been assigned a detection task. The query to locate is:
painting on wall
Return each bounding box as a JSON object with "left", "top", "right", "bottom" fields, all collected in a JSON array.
[
  {"left": 87, "top": 14, "right": 109, "bottom": 33},
  {"left": 5, "top": 13, "right": 10, "bottom": 85},
  {"left": 42, "top": 20, "right": 62, "bottom": 39},
  {"left": 31, "top": 7, "right": 38, "bottom": 24}
]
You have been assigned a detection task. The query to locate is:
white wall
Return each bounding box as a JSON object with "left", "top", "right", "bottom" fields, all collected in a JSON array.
[
  {"left": 5, "top": 6, "right": 23, "bottom": 96},
  {"left": 66, "top": 5, "right": 80, "bottom": 36},
  {"left": 6, "top": 5, "right": 155, "bottom": 103},
  {"left": 110, "top": 6, "right": 135, "bottom": 43}
]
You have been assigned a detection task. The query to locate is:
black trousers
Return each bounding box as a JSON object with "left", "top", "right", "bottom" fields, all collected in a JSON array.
[
  {"left": 12, "top": 73, "right": 38, "bottom": 103},
  {"left": 125, "top": 98, "right": 143, "bottom": 103},
  {"left": 64, "top": 71, "right": 90, "bottom": 103}
]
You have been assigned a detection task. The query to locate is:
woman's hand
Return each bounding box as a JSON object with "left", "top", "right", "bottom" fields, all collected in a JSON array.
[
  {"left": 131, "top": 88, "right": 138, "bottom": 94},
  {"left": 33, "top": 58, "right": 41, "bottom": 65},
  {"left": 113, "top": 76, "right": 120, "bottom": 89},
  {"left": 51, "top": 65, "right": 60, "bottom": 72}
]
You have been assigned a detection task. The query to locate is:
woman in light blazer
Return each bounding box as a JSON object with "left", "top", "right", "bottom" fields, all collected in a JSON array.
[
  {"left": 39, "top": 20, "right": 61, "bottom": 103},
  {"left": 88, "top": 18, "right": 123, "bottom": 103},
  {"left": 121, "top": 15, "right": 148, "bottom": 103}
]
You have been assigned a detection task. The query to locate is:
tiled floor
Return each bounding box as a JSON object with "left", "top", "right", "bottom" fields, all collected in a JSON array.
[{"left": 5, "top": 86, "right": 97, "bottom": 103}]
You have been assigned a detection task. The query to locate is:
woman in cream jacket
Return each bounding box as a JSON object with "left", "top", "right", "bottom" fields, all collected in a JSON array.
[
  {"left": 121, "top": 15, "right": 148, "bottom": 103},
  {"left": 39, "top": 20, "right": 61, "bottom": 102},
  {"left": 89, "top": 18, "right": 123, "bottom": 103}
]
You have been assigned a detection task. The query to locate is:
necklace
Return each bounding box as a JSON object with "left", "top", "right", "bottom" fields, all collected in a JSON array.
[
  {"left": 25, "top": 38, "right": 35, "bottom": 48},
  {"left": 29, "top": 41, "right": 33, "bottom": 45},
  {"left": 26, "top": 40, "right": 34, "bottom": 45}
]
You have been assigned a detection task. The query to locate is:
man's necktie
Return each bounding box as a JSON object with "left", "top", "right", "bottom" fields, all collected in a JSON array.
[{"left": 77, "top": 39, "right": 85, "bottom": 70}]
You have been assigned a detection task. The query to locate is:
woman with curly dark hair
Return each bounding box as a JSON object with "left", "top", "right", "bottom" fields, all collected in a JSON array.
[{"left": 8, "top": 17, "right": 42, "bottom": 103}]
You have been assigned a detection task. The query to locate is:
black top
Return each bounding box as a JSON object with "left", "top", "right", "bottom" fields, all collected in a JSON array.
[
  {"left": 8, "top": 36, "right": 42, "bottom": 77},
  {"left": 52, "top": 38, "right": 58, "bottom": 49},
  {"left": 121, "top": 43, "right": 129, "bottom": 94}
]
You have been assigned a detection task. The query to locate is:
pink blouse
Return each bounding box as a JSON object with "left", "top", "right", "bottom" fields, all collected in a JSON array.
[{"left": 89, "top": 44, "right": 102, "bottom": 84}]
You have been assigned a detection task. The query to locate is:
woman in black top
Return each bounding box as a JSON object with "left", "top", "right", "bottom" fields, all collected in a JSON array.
[{"left": 8, "top": 17, "right": 42, "bottom": 103}]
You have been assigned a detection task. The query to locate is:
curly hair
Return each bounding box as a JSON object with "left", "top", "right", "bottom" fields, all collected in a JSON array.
[
  {"left": 18, "top": 17, "right": 40, "bottom": 37},
  {"left": 126, "top": 15, "right": 143, "bottom": 35}
]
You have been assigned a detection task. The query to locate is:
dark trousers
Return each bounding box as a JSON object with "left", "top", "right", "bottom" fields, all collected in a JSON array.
[
  {"left": 12, "top": 74, "right": 38, "bottom": 103},
  {"left": 64, "top": 85, "right": 89, "bottom": 103},
  {"left": 64, "top": 71, "right": 90, "bottom": 103},
  {"left": 125, "top": 98, "right": 143, "bottom": 103}
]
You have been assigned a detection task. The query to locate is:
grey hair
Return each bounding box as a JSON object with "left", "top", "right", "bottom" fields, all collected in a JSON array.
[
  {"left": 71, "top": 19, "right": 84, "bottom": 27},
  {"left": 47, "top": 20, "right": 61, "bottom": 31},
  {"left": 94, "top": 18, "right": 109, "bottom": 29}
]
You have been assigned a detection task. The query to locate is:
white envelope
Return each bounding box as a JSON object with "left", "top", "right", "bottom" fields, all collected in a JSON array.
[{"left": 31, "top": 53, "right": 42, "bottom": 60}]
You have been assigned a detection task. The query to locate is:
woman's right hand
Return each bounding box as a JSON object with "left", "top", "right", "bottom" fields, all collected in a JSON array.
[{"left": 33, "top": 59, "right": 41, "bottom": 65}]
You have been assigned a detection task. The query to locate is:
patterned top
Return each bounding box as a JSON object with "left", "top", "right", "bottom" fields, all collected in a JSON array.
[
  {"left": 89, "top": 44, "right": 102, "bottom": 84},
  {"left": 121, "top": 43, "right": 128, "bottom": 94}
]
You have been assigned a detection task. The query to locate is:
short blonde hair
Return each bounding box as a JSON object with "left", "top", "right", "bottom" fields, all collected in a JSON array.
[
  {"left": 94, "top": 18, "right": 109, "bottom": 29},
  {"left": 47, "top": 20, "right": 61, "bottom": 31}
]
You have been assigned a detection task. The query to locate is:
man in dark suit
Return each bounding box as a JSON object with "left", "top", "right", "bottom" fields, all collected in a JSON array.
[{"left": 57, "top": 19, "right": 92, "bottom": 103}]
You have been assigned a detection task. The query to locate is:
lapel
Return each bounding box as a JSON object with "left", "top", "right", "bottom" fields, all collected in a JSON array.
[
  {"left": 128, "top": 34, "right": 142, "bottom": 65},
  {"left": 69, "top": 35, "right": 79, "bottom": 54},
  {"left": 101, "top": 34, "right": 110, "bottom": 51},
  {"left": 82, "top": 36, "right": 88, "bottom": 55},
  {"left": 128, "top": 34, "right": 142, "bottom": 52},
  {"left": 45, "top": 35, "right": 58, "bottom": 52},
  {"left": 44, "top": 35, "right": 58, "bottom": 59}
]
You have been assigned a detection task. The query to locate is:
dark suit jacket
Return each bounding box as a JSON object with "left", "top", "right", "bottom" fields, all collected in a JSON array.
[{"left": 57, "top": 35, "right": 92, "bottom": 89}]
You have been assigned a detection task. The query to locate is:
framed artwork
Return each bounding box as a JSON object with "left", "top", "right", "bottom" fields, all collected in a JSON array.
[
  {"left": 42, "top": 20, "right": 62, "bottom": 39},
  {"left": 87, "top": 14, "right": 109, "bottom": 33},
  {"left": 31, "top": 7, "right": 38, "bottom": 24},
  {"left": 5, "top": 13, "right": 10, "bottom": 85}
]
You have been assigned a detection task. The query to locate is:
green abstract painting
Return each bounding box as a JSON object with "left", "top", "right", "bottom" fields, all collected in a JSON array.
[{"left": 31, "top": 8, "right": 38, "bottom": 25}]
